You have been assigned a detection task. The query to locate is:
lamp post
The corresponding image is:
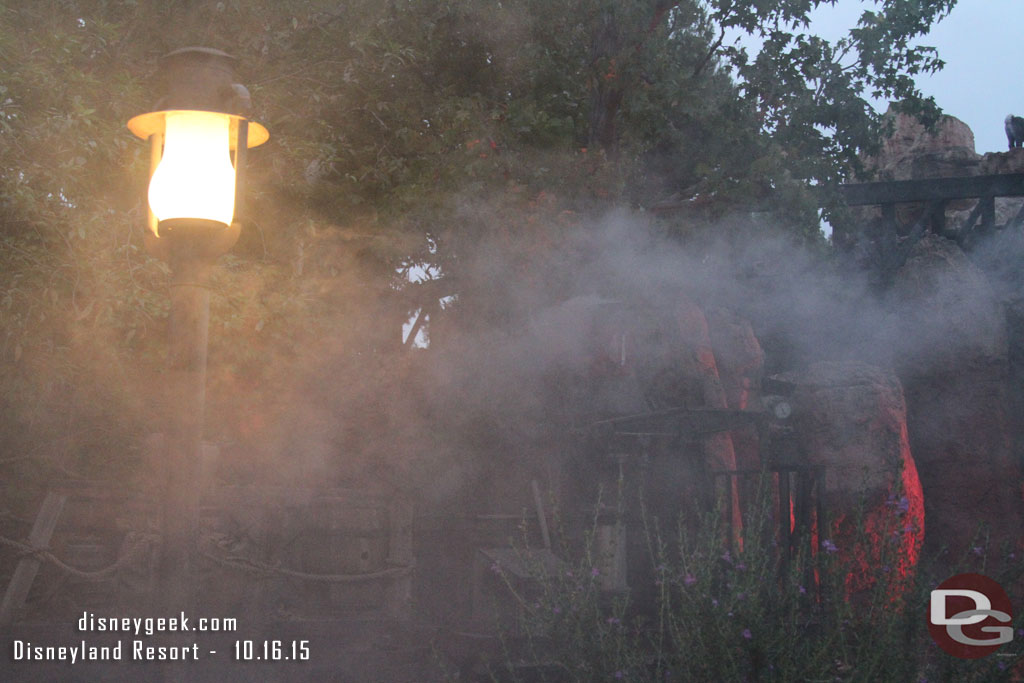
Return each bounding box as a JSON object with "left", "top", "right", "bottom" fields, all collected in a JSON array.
[{"left": 127, "top": 48, "right": 268, "bottom": 612}]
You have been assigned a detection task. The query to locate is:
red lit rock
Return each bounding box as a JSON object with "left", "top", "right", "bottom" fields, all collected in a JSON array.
[
  {"left": 888, "top": 235, "right": 1022, "bottom": 563},
  {"left": 706, "top": 307, "right": 764, "bottom": 472},
  {"left": 785, "top": 361, "right": 925, "bottom": 595}
]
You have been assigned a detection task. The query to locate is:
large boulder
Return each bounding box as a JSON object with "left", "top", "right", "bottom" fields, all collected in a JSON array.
[
  {"left": 785, "top": 361, "right": 925, "bottom": 594},
  {"left": 867, "top": 110, "right": 979, "bottom": 182},
  {"left": 706, "top": 307, "right": 764, "bottom": 480},
  {"left": 887, "top": 235, "right": 1022, "bottom": 562},
  {"left": 886, "top": 235, "right": 1006, "bottom": 377},
  {"left": 851, "top": 110, "right": 980, "bottom": 232},
  {"left": 705, "top": 308, "right": 765, "bottom": 412},
  {"left": 979, "top": 147, "right": 1024, "bottom": 175}
]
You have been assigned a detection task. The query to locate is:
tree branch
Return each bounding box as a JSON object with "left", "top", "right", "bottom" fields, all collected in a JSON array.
[{"left": 692, "top": 26, "right": 726, "bottom": 78}]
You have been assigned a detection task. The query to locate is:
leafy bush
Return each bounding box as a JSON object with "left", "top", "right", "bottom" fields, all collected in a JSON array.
[{"left": 483, "top": 480, "right": 1023, "bottom": 682}]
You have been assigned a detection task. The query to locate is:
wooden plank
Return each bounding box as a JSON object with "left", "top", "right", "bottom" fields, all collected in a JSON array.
[
  {"left": 0, "top": 492, "right": 68, "bottom": 628},
  {"left": 839, "top": 173, "right": 1024, "bottom": 206},
  {"left": 954, "top": 199, "right": 985, "bottom": 245},
  {"left": 590, "top": 407, "right": 763, "bottom": 438},
  {"left": 778, "top": 471, "right": 791, "bottom": 562},
  {"left": 384, "top": 500, "right": 414, "bottom": 620},
  {"left": 930, "top": 200, "right": 948, "bottom": 235},
  {"left": 724, "top": 472, "right": 735, "bottom": 554},
  {"left": 981, "top": 196, "right": 996, "bottom": 233},
  {"left": 530, "top": 480, "right": 551, "bottom": 550},
  {"left": 1008, "top": 201, "right": 1024, "bottom": 231}
]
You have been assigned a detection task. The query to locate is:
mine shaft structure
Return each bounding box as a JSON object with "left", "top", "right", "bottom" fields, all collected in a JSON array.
[
  {"left": 837, "top": 171, "right": 1024, "bottom": 276},
  {"left": 577, "top": 400, "right": 825, "bottom": 575}
]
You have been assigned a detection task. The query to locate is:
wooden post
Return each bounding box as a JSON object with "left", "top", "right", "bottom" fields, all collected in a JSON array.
[
  {"left": 882, "top": 203, "right": 897, "bottom": 235},
  {"left": 385, "top": 499, "right": 414, "bottom": 620},
  {"left": 778, "top": 470, "right": 791, "bottom": 563},
  {"left": 981, "top": 195, "right": 996, "bottom": 234},
  {"left": 0, "top": 492, "right": 67, "bottom": 628},
  {"left": 929, "top": 200, "right": 947, "bottom": 235},
  {"left": 530, "top": 480, "right": 551, "bottom": 550},
  {"left": 594, "top": 521, "right": 627, "bottom": 592}
]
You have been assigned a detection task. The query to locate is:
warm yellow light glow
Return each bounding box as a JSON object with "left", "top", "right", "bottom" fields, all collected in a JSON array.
[{"left": 148, "top": 111, "right": 236, "bottom": 227}]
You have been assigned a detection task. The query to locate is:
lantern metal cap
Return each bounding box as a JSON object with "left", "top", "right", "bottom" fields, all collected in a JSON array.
[
  {"left": 127, "top": 110, "right": 269, "bottom": 148},
  {"left": 141, "top": 45, "right": 257, "bottom": 116},
  {"left": 162, "top": 46, "right": 237, "bottom": 62}
]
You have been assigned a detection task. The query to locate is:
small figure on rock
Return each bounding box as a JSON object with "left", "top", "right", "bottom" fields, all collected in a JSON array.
[{"left": 1004, "top": 114, "right": 1024, "bottom": 149}]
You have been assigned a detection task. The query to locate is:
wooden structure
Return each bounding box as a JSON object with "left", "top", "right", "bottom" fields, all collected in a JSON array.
[
  {"left": 837, "top": 172, "right": 1024, "bottom": 258},
  {"left": 0, "top": 492, "right": 67, "bottom": 628},
  {"left": 0, "top": 484, "right": 414, "bottom": 630}
]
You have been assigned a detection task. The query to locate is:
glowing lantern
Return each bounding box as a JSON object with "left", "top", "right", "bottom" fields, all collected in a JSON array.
[
  {"left": 148, "top": 111, "right": 236, "bottom": 226},
  {"left": 127, "top": 47, "right": 268, "bottom": 239}
]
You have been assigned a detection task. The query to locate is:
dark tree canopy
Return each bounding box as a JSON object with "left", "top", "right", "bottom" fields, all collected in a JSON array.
[{"left": 0, "top": 0, "right": 956, "bottom": 481}]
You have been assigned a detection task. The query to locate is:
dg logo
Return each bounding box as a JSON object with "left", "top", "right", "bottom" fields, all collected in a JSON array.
[{"left": 928, "top": 573, "right": 1014, "bottom": 659}]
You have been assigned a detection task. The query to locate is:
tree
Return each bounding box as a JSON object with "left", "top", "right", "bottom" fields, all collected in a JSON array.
[{"left": 0, "top": 0, "right": 957, "bottom": 485}]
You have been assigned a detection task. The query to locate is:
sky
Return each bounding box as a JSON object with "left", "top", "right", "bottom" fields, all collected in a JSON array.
[{"left": 803, "top": 0, "right": 1024, "bottom": 154}]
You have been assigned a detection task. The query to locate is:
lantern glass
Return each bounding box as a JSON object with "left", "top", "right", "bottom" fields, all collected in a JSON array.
[{"left": 148, "top": 111, "right": 236, "bottom": 226}]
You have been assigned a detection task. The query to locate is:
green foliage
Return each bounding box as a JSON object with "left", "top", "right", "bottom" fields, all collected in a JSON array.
[
  {"left": 0, "top": 0, "right": 960, "bottom": 486},
  {"left": 485, "top": 483, "right": 1023, "bottom": 682}
]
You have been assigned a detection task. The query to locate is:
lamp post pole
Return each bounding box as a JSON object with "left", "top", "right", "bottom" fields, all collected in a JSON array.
[
  {"left": 127, "top": 48, "right": 267, "bottom": 617},
  {"left": 161, "top": 250, "right": 212, "bottom": 613}
]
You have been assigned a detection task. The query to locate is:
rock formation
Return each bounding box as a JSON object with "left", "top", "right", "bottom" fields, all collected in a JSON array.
[
  {"left": 784, "top": 361, "right": 925, "bottom": 594},
  {"left": 867, "top": 108, "right": 979, "bottom": 182},
  {"left": 851, "top": 109, "right": 1024, "bottom": 564},
  {"left": 888, "top": 235, "right": 1022, "bottom": 561}
]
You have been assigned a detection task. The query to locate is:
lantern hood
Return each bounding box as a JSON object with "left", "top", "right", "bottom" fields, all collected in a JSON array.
[
  {"left": 127, "top": 46, "right": 268, "bottom": 146},
  {"left": 127, "top": 47, "right": 268, "bottom": 257}
]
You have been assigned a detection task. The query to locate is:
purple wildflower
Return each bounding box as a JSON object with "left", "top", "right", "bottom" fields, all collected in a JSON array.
[
  {"left": 684, "top": 573, "right": 697, "bottom": 586},
  {"left": 735, "top": 562, "right": 746, "bottom": 571},
  {"left": 742, "top": 628, "right": 753, "bottom": 640},
  {"left": 798, "top": 585, "right": 807, "bottom": 594},
  {"left": 821, "top": 539, "right": 838, "bottom": 554},
  {"left": 591, "top": 567, "right": 601, "bottom": 577}
]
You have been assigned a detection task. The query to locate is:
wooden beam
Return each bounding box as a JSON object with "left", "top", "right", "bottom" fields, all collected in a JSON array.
[
  {"left": 589, "top": 407, "right": 763, "bottom": 437},
  {"left": 839, "top": 173, "right": 1024, "bottom": 206},
  {"left": 384, "top": 500, "right": 414, "bottom": 620},
  {"left": 0, "top": 492, "right": 67, "bottom": 628},
  {"left": 530, "top": 480, "right": 551, "bottom": 551}
]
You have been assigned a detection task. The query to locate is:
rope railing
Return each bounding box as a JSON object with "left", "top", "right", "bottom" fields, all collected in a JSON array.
[
  {"left": 198, "top": 542, "right": 415, "bottom": 584},
  {"left": 0, "top": 532, "right": 413, "bottom": 585},
  {"left": 0, "top": 532, "right": 158, "bottom": 580}
]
